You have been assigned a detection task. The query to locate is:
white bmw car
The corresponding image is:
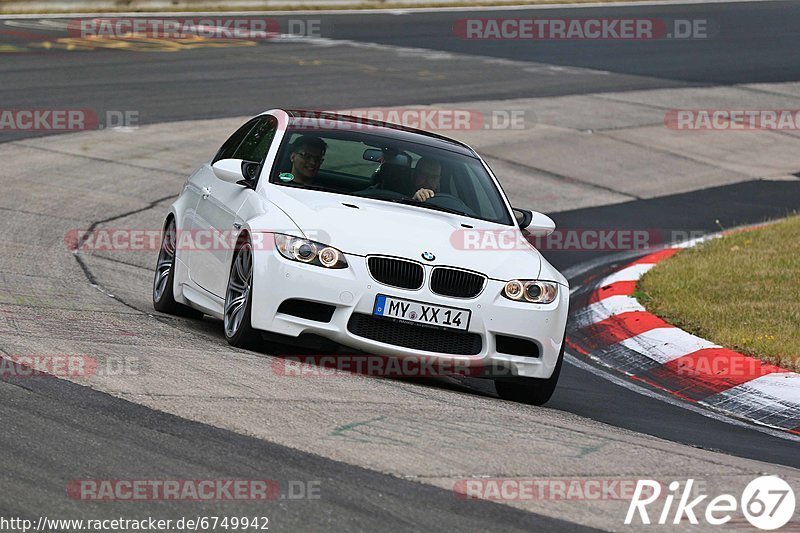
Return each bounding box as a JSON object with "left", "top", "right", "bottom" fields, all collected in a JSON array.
[{"left": 153, "top": 110, "right": 569, "bottom": 404}]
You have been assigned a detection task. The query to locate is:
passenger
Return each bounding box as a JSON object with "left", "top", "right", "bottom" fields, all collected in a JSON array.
[
  {"left": 288, "top": 136, "right": 327, "bottom": 185},
  {"left": 411, "top": 157, "right": 442, "bottom": 202}
]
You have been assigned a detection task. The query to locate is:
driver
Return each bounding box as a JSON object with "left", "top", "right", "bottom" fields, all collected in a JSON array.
[
  {"left": 288, "top": 136, "right": 327, "bottom": 185},
  {"left": 411, "top": 157, "right": 442, "bottom": 202}
]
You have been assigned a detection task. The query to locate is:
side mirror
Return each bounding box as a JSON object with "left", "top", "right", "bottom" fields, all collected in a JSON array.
[
  {"left": 212, "top": 159, "right": 258, "bottom": 189},
  {"left": 212, "top": 159, "right": 245, "bottom": 183},
  {"left": 513, "top": 208, "right": 555, "bottom": 236}
]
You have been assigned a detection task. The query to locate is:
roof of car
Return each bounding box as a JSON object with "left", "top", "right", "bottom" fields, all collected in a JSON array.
[{"left": 283, "top": 110, "right": 478, "bottom": 157}]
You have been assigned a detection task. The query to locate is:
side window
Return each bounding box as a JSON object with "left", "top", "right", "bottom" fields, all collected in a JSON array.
[
  {"left": 213, "top": 118, "right": 258, "bottom": 164},
  {"left": 232, "top": 116, "right": 278, "bottom": 163}
]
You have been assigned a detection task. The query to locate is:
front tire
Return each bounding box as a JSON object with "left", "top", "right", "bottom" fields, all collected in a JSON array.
[
  {"left": 153, "top": 218, "right": 202, "bottom": 318},
  {"left": 224, "top": 237, "right": 259, "bottom": 348},
  {"left": 494, "top": 339, "right": 564, "bottom": 406}
]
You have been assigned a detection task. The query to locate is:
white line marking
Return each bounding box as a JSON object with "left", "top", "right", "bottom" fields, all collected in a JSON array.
[
  {"left": 565, "top": 352, "right": 800, "bottom": 442},
  {"left": 0, "top": 17, "right": 611, "bottom": 77},
  {"left": 619, "top": 327, "right": 718, "bottom": 364},
  {"left": 723, "top": 372, "right": 800, "bottom": 405},
  {"left": 599, "top": 262, "right": 654, "bottom": 285},
  {"left": 674, "top": 234, "right": 717, "bottom": 248},
  {"left": 566, "top": 219, "right": 797, "bottom": 436},
  {"left": 0, "top": 0, "right": 776, "bottom": 19},
  {"left": 275, "top": 34, "right": 611, "bottom": 76},
  {"left": 562, "top": 248, "right": 652, "bottom": 280},
  {"left": 582, "top": 294, "right": 645, "bottom": 323}
]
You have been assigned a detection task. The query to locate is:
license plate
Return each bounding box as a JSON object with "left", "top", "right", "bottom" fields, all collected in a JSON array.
[{"left": 373, "top": 295, "right": 470, "bottom": 331}]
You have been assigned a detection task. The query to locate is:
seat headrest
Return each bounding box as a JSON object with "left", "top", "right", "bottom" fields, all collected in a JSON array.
[{"left": 374, "top": 163, "right": 415, "bottom": 196}]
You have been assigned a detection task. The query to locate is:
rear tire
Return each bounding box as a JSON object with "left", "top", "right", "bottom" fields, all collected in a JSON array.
[
  {"left": 153, "top": 218, "right": 203, "bottom": 318},
  {"left": 494, "top": 339, "right": 564, "bottom": 406}
]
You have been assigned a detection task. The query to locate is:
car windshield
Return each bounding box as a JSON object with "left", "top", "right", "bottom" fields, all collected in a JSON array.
[{"left": 269, "top": 126, "right": 514, "bottom": 225}]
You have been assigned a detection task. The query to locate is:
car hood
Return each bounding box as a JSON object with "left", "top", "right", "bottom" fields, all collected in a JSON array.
[{"left": 266, "top": 186, "right": 542, "bottom": 280}]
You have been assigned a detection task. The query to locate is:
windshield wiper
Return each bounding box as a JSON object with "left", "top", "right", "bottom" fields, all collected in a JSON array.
[{"left": 389, "top": 197, "right": 471, "bottom": 217}]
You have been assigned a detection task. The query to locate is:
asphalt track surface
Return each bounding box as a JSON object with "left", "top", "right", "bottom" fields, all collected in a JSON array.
[
  {"left": 1, "top": 1, "right": 800, "bottom": 530},
  {"left": 2, "top": 0, "right": 800, "bottom": 135},
  {"left": 0, "top": 367, "right": 588, "bottom": 531}
]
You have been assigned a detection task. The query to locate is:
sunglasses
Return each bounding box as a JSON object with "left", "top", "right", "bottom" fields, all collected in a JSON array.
[{"left": 295, "top": 151, "right": 324, "bottom": 164}]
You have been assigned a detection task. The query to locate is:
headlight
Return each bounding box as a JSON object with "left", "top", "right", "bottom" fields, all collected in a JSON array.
[
  {"left": 502, "top": 280, "right": 558, "bottom": 304},
  {"left": 274, "top": 234, "right": 348, "bottom": 269}
]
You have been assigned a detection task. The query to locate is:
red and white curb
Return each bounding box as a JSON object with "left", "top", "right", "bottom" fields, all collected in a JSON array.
[{"left": 567, "top": 244, "right": 800, "bottom": 435}]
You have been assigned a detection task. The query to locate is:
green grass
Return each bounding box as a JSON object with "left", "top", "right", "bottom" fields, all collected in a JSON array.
[{"left": 637, "top": 215, "right": 800, "bottom": 372}]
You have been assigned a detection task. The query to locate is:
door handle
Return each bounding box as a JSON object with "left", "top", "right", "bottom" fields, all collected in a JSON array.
[{"left": 201, "top": 186, "right": 212, "bottom": 199}]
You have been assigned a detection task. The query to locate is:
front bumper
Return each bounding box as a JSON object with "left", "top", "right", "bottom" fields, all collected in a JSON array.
[{"left": 250, "top": 248, "right": 569, "bottom": 379}]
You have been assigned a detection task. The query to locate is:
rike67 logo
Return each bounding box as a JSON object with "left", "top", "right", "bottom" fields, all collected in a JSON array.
[{"left": 626, "top": 476, "right": 796, "bottom": 530}]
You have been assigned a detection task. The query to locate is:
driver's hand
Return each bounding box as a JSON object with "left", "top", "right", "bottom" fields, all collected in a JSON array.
[{"left": 413, "top": 188, "right": 435, "bottom": 202}]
